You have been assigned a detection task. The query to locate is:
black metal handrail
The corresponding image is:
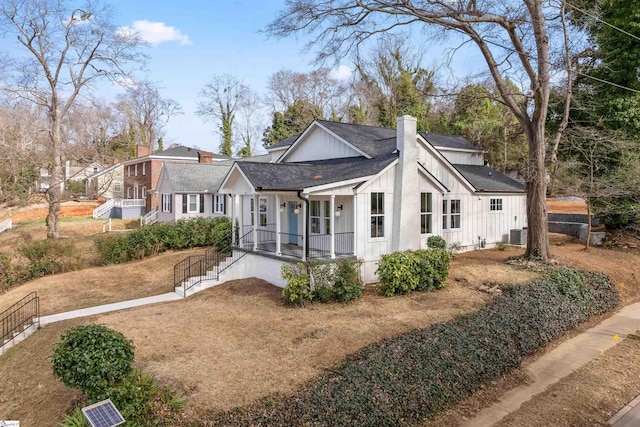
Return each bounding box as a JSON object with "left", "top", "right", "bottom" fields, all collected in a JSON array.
[
  {"left": 174, "top": 228, "right": 254, "bottom": 297},
  {"left": 1, "top": 292, "right": 39, "bottom": 345},
  {"left": 307, "top": 232, "right": 355, "bottom": 259}
]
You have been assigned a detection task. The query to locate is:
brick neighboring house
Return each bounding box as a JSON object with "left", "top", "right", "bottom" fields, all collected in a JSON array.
[{"left": 123, "top": 145, "right": 229, "bottom": 212}]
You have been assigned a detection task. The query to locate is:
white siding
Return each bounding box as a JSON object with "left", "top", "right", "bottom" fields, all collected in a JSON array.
[
  {"left": 284, "top": 126, "right": 362, "bottom": 162},
  {"left": 439, "top": 150, "right": 484, "bottom": 166},
  {"left": 223, "top": 168, "right": 254, "bottom": 195}
]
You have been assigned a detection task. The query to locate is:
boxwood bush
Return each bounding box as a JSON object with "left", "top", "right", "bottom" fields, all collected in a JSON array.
[
  {"left": 282, "top": 259, "right": 363, "bottom": 305},
  {"left": 215, "top": 268, "right": 618, "bottom": 426},
  {"left": 376, "top": 248, "right": 453, "bottom": 296},
  {"left": 95, "top": 217, "right": 232, "bottom": 264}
]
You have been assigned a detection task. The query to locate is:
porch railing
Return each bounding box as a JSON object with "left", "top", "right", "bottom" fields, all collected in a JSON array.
[
  {"left": 114, "top": 198, "right": 145, "bottom": 208},
  {"left": 140, "top": 208, "right": 158, "bottom": 227},
  {"left": 0, "top": 218, "right": 12, "bottom": 234},
  {"left": 92, "top": 198, "right": 114, "bottom": 219},
  {"left": 308, "top": 232, "right": 355, "bottom": 258},
  {"left": 1, "top": 292, "right": 39, "bottom": 346}
]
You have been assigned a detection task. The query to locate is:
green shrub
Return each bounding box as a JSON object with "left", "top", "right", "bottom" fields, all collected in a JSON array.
[
  {"left": 426, "top": 235, "right": 447, "bottom": 249},
  {"left": 0, "top": 253, "right": 18, "bottom": 290},
  {"left": 282, "top": 259, "right": 364, "bottom": 305},
  {"left": 376, "top": 248, "right": 452, "bottom": 296},
  {"left": 94, "top": 217, "right": 233, "bottom": 265},
  {"left": 98, "top": 370, "right": 158, "bottom": 425},
  {"left": 17, "top": 239, "right": 81, "bottom": 280},
  {"left": 214, "top": 268, "right": 618, "bottom": 426},
  {"left": 282, "top": 263, "right": 313, "bottom": 306},
  {"left": 51, "top": 325, "right": 135, "bottom": 400}
]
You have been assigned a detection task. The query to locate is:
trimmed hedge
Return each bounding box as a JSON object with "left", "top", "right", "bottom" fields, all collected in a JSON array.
[
  {"left": 95, "top": 217, "right": 232, "bottom": 264},
  {"left": 376, "top": 248, "right": 453, "bottom": 296},
  {"left": 214, "top": 268, "right": 618, "bottom": 426}
]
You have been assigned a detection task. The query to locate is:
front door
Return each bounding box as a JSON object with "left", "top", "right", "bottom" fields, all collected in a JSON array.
[{"left": 288, "top": 202, "right": 298, "bottom": 244}]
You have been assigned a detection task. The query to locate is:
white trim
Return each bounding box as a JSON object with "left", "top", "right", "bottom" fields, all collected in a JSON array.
[
  {"left": 303, "top": 177, "right": 372, "bottom": 194},
  {"left": 417, "top": 162, "right": 449, "bottom": 193}
]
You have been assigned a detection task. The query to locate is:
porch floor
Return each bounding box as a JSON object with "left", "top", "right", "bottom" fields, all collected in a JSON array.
[{"left": 236, "top": 241, "right": 354, "bottom": 262}]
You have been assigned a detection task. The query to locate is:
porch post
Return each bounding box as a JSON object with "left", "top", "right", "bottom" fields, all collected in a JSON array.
[
  {"left": 330, "top": 195, "right": 336, "bottom": 259},
  {"left": 230, "top": 194, "right": 236, "bottom": 246},
  {"left": 275, "top": 194, "right": 282, "bottom": 256},
  {"left": 353, "top": 195, "right": 357, "bottom": 255},
  {"left": 253, "top": 195, "right": 258, "bottom": 251},
  {"left": 301, "top": 199, "right": 307, "bottom": 261}
]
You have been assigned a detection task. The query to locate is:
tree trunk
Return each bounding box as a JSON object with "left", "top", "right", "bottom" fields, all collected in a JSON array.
[
  {"left": 46, "top": 118, "right": 63, "bottom": 239},
  {"left": 524, "top": 126, "right": 551, "bottom": 259}
]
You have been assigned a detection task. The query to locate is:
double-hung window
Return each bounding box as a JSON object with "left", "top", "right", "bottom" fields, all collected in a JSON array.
[
  {"left": 442, "top": 200, "right": 448, "bottom": 230},
  {"left": 310, "top": 200, "right": 321, "bottom": 233},
  {"left": 113, "top": 182, "right": 122, "bottom": 193},
  {"left": 141, "top": 186, "right": 147, "bottom": 199},
  {"left": 188, "top": 194, "right": 198, "bottom": 213},
  {"left": 490, "top": 198, "right": 503, "bottom": 212},
  {"left": 162, "top": 194, "right": 172, "bottom": 213},
  {"left": 250, "top": 198, "right": 255, "bottom": 225},
  {"left": 259, "top": 197, "right": 267, "bottom": 226},
  {"left": 450, "top": 200, "right": 461, "bottom": 229},
  {"left": 214, "top": 195, "right": 225, "bottom": 214},
  {"left": 370, "top": 192, "right": 384, "bottom": 238},
  {"left": 420, "top": 192, "right": 433, "bottom": 234},
  {"left": 323, "top": 200, "right": 331, "bottom": 235}
]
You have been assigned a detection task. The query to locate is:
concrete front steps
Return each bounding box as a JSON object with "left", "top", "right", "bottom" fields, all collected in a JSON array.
[
  {"left": 1, "top": 322, "right": 39, "bottom": 355},
  {"left": 174, "top": 256, "right": 237, "bottom": 297}
]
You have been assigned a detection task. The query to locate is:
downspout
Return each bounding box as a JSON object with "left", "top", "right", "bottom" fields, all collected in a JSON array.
[{"left": 297, "top": 190, "right": 309, "bottom": 259}]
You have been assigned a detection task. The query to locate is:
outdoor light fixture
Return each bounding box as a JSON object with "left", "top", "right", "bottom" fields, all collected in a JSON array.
[
  {"left": 280, "top": 203, "right": 286, "bottom": 213},
  {"left": 293, "top": 203, "right": 302, "bottom": 214},
  {"left": 335, "top": 204, "right": 343, "bottom": 217}
]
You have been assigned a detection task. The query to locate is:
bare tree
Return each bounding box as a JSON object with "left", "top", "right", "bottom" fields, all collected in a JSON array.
[
  {"left": 236, "top": 87, "right": 262, "bottom": 158},
  {"left": 267, "top": 0, "right": 577, "bottom": 259},
  {"left": 197, "top": 74, "right": 248, "bottom": 157},
  {"left": 117, "top": 80, "right": 182, "bottom": 152},
  {"left": 0, "top": 0, "right": 145, "bottom": 238}
]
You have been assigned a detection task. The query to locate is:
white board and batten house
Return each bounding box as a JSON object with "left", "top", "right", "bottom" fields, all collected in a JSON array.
[
  {"left": 217, "top": 115, "right": 527, "bottom": 284},
  {"left": 156, "top": 162, "right": 233, "bottom": 223}
]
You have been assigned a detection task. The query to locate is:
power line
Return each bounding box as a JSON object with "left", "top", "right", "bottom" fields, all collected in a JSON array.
[{"left": 565, "top": 2, "right": 640, "bottom": 43}]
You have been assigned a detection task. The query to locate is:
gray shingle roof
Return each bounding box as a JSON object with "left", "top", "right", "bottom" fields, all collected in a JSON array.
[
  {"left": 453, "top": 164, "right": 525, "bottom": 193},
  {"left": 237, "top": 154, "right": 397, "bottom": 191},
  {"left": 154, "top": 146, "right": 231, "bottom": 160},
  {"left": 316, "top": 120, "right": 397, "bottom": 157},
  {"left": 420, "top": 132, "right": 479, "bottom": 150},
  {"left": 163, "top": 162, "right": 232, "bottom": 192},
  {"left": 267, "top": 134, "right": 300, "bottom": 150}
]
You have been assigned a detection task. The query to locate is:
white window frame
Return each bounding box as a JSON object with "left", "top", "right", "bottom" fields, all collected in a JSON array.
[
  {"left": 323, "top": 200, "right": 331, "bottom": 235},
  {"left": 259, "top": 197, "right": 268, "bottom": 227},
  {"left": 250, "top": 198, "right": 255, "bottom": 226},
  {"left": 450, "top": 199, "right": 461, "bottom": 229},
  {"left": 134, "top": 164, "right": 138, "bottom": 176},
  {"left": 214, "top": 195, "right": 225, "bottom": 214},
  {"left": 420, "top": 192, "right": 433, "bottom": 235},
  {"left": 162, "top": 194, "right": 172, "bottom": 212},
  {"left": 141, "top": 186, "right": 147, "bottom": 199},
  {"left": 142, "top": 162, "right": 146, "bottom": 176},
  {"left": 126, "top": 187, "right": 131, "bottom": 198},
  {"left": 113, "top": 182, "right": 122, "bottom": 193},
  {"left": 310, "top": 200, "right": 321, "bottom": 234},
  {"left": 490, "top": 198, "right": 503, "bottom": 212},
  {"left": 442, "top": 199, "right": 448, "bottom": 230},
  {"left": 370, "top": 192, "right": 385, "bottom": 238},
  {"left": 188, "top": 194, "right": 199, "bottom": 213},
  {"left": 127, "top": 165, "right": 131, "bottom": 177}
]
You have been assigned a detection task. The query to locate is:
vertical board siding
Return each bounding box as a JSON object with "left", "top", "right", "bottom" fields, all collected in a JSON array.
[
  {"left": 285, "top": 127, "right": 362, "bottom": 162},
  {"left": 439, "top": 150, "right": 484, "bottom": 165}
]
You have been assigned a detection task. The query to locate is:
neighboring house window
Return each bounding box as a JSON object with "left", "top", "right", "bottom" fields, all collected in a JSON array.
[
  {"left": 259, "top": 197, "right": 267, "bottom": 226},
  {"left": 141, "top": 186, "right": 146, "bottom": 198},
  {"left": 126, "top": 187, "right": 131, "bottom": 198},
  {"left": 421, "top": 192, "right": 433, "bottom": 234},
  {"left": 133, "top": 186, "right": 138, "bottom": 199},
  {"left": 250, "top": 198, "right": 255, "bottom": 226},
  {"left": 442, "top": 200, "right": 448, "bottom": 230},
  {"left": 214, "top": 195, "right": 225, "bottom": 214},
  {"left": 450, "top": 199, "right": 461, "bottom": 229},
  {"left": 142, "top": 163, "right": 146, "bottom": 176},
  {"left": 183, "top": 194, "right": 204, "bottom": 214},
  {"left": 135, "top": 164, "right": 138, "bottom": 176},
  {"left": 127, "top": 165, "right": 131, "bottom": 177},
  {"left": 324, "top": 200, "right": 330, "bottom": 235},
  {"left": 113, "top": 182, "right": 122, "bottom": 193},
  {"left": 93, "top": 167, "right": 98, "bottom": 174},
  {"left": 162, "top": 194, "right": 172, "bottom": 213},
  {"left": 370, "top": 192, "right": 384, "bottom": 238},
  {"left": 310, "top": 200, "right": 321, "bottom": 234},
  {"left": 490, "top": 198, "right": 503, "bottom": 212}
]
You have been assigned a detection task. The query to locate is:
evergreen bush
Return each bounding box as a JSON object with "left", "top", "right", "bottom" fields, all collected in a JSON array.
[{"left": 281, "top": 259, "right": 363, "bottom": 305}]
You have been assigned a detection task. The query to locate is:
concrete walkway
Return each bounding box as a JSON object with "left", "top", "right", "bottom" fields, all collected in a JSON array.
[
  {"left": 39, "top": 292, "right": 182, "bottom": 326},
  {"left": 464, "top": 302, "right": 640, "bottom": 426}
]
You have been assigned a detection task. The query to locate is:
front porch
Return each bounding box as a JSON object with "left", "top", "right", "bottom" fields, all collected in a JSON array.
[{"left": 228, "top": 193, "right": 356, "bottom": 262}]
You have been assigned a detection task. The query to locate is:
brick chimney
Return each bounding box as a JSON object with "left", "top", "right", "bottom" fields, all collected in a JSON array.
[
  {"left": 136, "top": 145, "right": 150, "bottom": 158},
  {"left": 198, "top": 151, "right": 213, "bottom": 164},
  {"left": 391, "top": 115, "right": 421, "bottom": 252}
]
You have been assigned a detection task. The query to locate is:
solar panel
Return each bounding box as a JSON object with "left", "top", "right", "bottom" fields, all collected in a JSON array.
[{"left": 81, "top": 399, "right": 125, "bottom": 427}]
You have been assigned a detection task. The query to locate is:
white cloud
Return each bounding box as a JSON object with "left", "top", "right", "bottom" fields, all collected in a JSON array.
[
  {"left": 118, "top": 20, "right": 191, "bottom": 46},
  {"left": 330, "top": 65, "right": 353, "bottom": 80}
]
